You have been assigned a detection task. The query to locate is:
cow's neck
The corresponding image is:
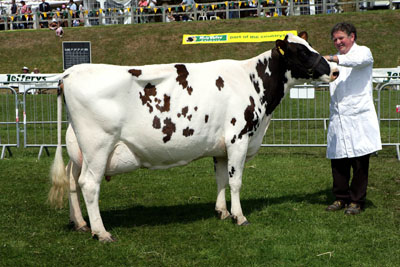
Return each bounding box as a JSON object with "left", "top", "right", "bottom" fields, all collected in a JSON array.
[{"left": 249, "top": 48, "right": 290, "bottom": 117}]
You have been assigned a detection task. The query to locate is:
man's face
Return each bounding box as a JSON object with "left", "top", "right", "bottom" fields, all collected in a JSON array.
[{"left": 332, "top": 30, "right": 355, "bottom": 55}]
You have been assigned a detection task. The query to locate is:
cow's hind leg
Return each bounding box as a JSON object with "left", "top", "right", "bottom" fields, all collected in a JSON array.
[
  {"left": 214, "top": 157, "right": 231, "bottom": 220},
  {"left": 227, "top": 141, "right": 249, "bottom": 226},
  {"left": 67, "top": 160, "right": 90, "bottom": 232}
]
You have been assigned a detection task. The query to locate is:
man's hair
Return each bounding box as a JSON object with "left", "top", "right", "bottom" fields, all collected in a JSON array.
[{"left": 331, "top": 22, "right": 357, "bottom": 41}]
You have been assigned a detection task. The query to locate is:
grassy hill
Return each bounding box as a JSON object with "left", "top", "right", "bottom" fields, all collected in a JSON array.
[{"left": 0, "top": 10, "right": 399, "bottom": 74}]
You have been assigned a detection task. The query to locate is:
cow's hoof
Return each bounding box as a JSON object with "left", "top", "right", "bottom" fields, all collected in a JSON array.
[
  {"left": 92, "top": 233, "right": 117, "bottom": 243},
  {"left": 75, "top": 225, "right": 91, "bottom": 233},
  {"left": 231, "top": 215, "right": 250, "bottom": 226},
  {"left": 69, "top": 221, "right": 90, "bottom": 232},
  {"left": 215, "top": 209, "right": 231, "bottom": 220},
  {"left": 240, "top": 220, "right": 250, "bottom": 226}
]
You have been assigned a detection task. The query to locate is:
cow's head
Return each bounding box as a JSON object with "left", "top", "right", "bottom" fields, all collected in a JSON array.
[{"left": 276, "top": 33, "right": 339, "bottom": 84}]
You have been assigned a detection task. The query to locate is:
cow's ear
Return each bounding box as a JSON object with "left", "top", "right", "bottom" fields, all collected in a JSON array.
[{"left": 276, "top": 39, "right": 287, "bottom": 56}]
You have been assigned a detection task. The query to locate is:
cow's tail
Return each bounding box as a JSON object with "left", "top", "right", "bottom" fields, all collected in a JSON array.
[{"left": 48, "top": 79, "right": 69, "bottom": 208}]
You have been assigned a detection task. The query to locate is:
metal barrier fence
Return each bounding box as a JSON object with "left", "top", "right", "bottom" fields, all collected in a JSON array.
[
  {"left": 0, "top": 86, "right": 19, "bottom": 159},
  {"left": 377, "top": 81, "right": 400, "bottom": 159},
  {"left": 0, "top": 79, "right": 399, "bottom": 159},
  {"left": 22, "top": 86, "right": 69, "bottom": 159}
]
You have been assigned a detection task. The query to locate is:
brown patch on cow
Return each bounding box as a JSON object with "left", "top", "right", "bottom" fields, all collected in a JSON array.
[
  {"left": 177, "top": 113, "right": 181, "bottom": 118},
  {"left": 146, "top": 103, "right": 153, "bottom": 113},
  {"left": 187, "top": 86, "right": 193, "bottom": 95},
  {"left": 183, "top": 127, "right": 195, "bottom": 137},
  {"left": 231, "top": 135, "right": 236, "bottom": 144},
  {"left": 175, "top": 64, "right": 193, "bottom": 95},
  {"left": 128, "top": 69, "right": 142, "bottom": 77},
  {"left": 162, "top": 118, "right": 176, "bottom": 143},
  {"left": 231, "top": 118, "right": 236, "bottom": 126},
  {"left": 181, "top": 106, "right": 189, "bottom": 117},
  {"left": 187, "top": 115, "right": 192, "bottom": 121},
  {"left": 216, "top": 76, "right": 224, "bottom": 91},
  {"left": 156, "top": 94, "right": 171, "bottom": 113},
  {"left": 155, "top": 98, "right": 162, "bottom": 104},
  {"left": 139, "top": 83, "right": 157, "bottom": 113},
  {"left": 205, "top": 115, "right": 209, "bottom": 123},
  {"left": 194, "top": 106, "right": 198, "bottom": 111},
  {"left": 153, "top": 116, "right": 161, "bottom": 129}
]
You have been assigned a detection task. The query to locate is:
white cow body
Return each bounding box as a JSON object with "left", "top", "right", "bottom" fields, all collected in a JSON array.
[{"left": 49, "top": 34, "right": 338, "bottom": 242}]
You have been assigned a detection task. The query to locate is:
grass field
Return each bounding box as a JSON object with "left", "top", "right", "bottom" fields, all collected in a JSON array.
[{"left": 0, "top": 147, "right": 399, "bottom": 266}]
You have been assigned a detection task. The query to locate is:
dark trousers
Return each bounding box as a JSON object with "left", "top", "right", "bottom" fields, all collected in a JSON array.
[{"left": 331, "top": 154, "right": 371, "bottom": 207}]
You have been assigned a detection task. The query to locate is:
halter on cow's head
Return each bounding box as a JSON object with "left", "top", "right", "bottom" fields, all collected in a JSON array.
[{"left": 276, "top": 33, "right": 339, "bottom": 84}]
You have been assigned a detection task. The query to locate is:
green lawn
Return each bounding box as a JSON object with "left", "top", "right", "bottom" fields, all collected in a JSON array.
[{"left": 0, "top": 147, "right": 399, "bottom": 266}]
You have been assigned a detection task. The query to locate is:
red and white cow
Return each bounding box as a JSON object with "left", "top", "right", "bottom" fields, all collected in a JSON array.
[{"left": 49, "top": 33, "right": 338, "bottom": 242}]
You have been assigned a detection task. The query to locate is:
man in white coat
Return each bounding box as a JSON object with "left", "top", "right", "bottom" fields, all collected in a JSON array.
[{"left": 324, "top": 22, "right": 382, "bottom": 215}]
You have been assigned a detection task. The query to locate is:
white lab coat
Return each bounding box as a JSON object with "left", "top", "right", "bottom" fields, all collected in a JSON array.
[{"left": 327, "top": 43, "right": 382, "bottom": 159}]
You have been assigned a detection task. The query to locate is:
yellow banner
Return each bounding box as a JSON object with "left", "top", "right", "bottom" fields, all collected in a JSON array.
[{"left": 182, "top": 31, "right": 297, "bottom": 45}]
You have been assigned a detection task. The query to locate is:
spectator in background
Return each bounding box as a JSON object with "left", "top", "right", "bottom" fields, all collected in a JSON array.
[
  {"left": 79, "top": 2, "right": 85, "bottom": 25},
  {"left": 166, "top": 11, "right": 175, "bottom": 22},
  {"left": 10, "top": 0, "right": 19, "bottom": 29},
  {"left": 180, "top": 0, "right": 195, "bottom": 21},
  {"left": 49, "top": 18, "right": 64, "bottom": 37},
  {"left": 32, "top": 68, "right": 40, "bottom": 74},
  {"left": 39, "top": 0, "right": 51, "bottom": 28},
  {"left": 19, "top": 1, "right": 29, "bottom": 29},
  {"left": 138, "top": 0, "right": 148, "bottom": 23},
  {"left": 22, "top": 66, "right": 29, "bottom": 73}
]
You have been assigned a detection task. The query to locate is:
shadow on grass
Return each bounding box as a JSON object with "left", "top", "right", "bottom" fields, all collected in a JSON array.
[{"left": 100, "top": 188, "right": 337, "bottom": 228}]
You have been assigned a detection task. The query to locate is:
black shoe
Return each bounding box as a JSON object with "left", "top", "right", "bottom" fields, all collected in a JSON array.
[
  {"left": 326, "top": 200, "right": 346, "bottom": 211},
  {"left": 344, "top": 203, "right": 361, "bottom": 215}
]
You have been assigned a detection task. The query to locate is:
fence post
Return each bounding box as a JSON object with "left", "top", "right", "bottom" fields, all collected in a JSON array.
[
  {"left": 322, "top": 0, "right": 327, "bottom": 14},
  {"left": 290, "top": 0, "right": 294, "bottom": 16},
  {"left": 4, "top": 17, "right": 8, "bottom": 31}
]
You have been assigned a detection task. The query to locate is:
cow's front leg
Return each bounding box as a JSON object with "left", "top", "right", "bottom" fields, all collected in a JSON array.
[
  {"left": 214, "top": 157, "right": 231, "bottom": 220},
  {"left": 67, "top": 161, "right": 90, "bottom": 232},
  {"left": 79, "top": 163, "right": 115, "bottom": 242},
  {"left": 227, "top": 141, "right": 249, "bottom": 226}
]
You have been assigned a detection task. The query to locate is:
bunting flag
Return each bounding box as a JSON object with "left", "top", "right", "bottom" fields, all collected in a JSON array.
[
  {"left": 140, "top": 7, "right": 144, "bottom": 13},
  {"left": 225, "top": 1, "right": 228, "bottom": 6},
  {"left": 153, "top": 8, "right": 157, "bottom": 13},
  {"left": 43, "top": 12, "right": 47, "bottom": 18},
  {"left": 24, "top": 14, "right": 28, "bottom": 20},
  {"left": 69, "top": 10, "right": 73, "bottom": 16},
  {"left": 239, "top": 1, "right": 242, "bottom": 7},
  {"left": 212, "top": 4, "right": 215, "bottom": 9},
  {"left": 182, "top": 5, "right": 186, "bottom": 11},
  {"left": 127, "top": 7, "right": 130, "bottom": 12},
  {"left": 195, "top": 3, "right": 199, "bottom": 8},
  {"left": 99, "top": 9, "right": 103, "bottom": 14},
  {"left": 84, "top": 10, "right": 88, "bottom": 15},
  {"left": 280, "top": 0, "right": 283, "bottom": 3},
  {"left": 11, "top": 16, "right": 14, "bottom": 21},
  {"left": 168, "top": 7, "right": 171, "bottom": 12}
]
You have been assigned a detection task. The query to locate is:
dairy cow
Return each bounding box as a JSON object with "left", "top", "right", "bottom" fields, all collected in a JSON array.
[{"left": 49, "top": 33, "right": 338, "bottom": 242}]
